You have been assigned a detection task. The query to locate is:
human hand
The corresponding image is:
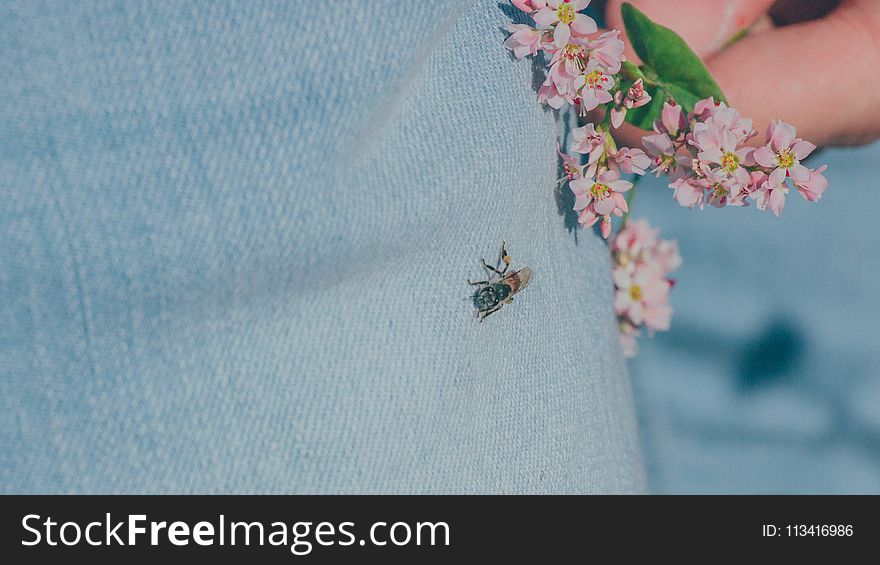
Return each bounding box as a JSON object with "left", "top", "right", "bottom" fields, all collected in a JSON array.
[{"left": 605, "top": 0, "right": 880, "bottom": 147}]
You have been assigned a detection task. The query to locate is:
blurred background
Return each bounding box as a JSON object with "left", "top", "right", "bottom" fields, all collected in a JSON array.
[
  {"left": 583, "top": 0, "right": 880, "bottom": 493},
  {"left": 628, "top": 141, "right": 880, "bottom": 493}
]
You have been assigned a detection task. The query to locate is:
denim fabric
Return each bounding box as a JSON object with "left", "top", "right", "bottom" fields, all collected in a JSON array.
[{"left": 0, "top": 0, "right": 645, "bottom": 493}]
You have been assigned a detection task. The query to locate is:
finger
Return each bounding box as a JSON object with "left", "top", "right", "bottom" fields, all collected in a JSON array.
[
  {"left": 707, "top": 0, "right": 880, "bottom": 146},
  {"left": 605, "top": 0, "right": 776, "bottom": 61}
]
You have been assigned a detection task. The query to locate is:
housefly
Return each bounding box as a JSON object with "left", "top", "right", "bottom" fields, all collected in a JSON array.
[{"left": 467, "top": 241, "right": 532, "bottom": 322}]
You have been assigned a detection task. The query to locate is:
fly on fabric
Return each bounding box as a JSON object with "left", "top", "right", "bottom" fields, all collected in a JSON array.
[{"left": 467, "top": 241, "right": 532, "bottom": 322}]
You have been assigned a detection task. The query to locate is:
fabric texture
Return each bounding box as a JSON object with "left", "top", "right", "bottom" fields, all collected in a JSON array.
[{"left": 0, "top": 0, "right": 645, "bottom": 493}]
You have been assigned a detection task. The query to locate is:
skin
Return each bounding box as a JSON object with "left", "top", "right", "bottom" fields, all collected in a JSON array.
[{"left": 604, "top": 0, "right": 880, "bottom": 147}]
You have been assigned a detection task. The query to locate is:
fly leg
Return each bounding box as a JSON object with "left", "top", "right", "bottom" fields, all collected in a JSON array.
[
  {"left": 478, "top": 304, "right": 503, "bottom": 322},
  {"left": 497, "top": 240, "right": 511, "bottom": 275},
  {"left": 480, "top": 258, "right": 504, "bottom": 277},
  {"left": 467, "top": 278, "right": 489, "bottom": 286}
]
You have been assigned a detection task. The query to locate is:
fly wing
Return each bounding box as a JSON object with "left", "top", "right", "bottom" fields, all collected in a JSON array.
[{"left": 505, "top": 267, "right": 532, "bottom": 295}]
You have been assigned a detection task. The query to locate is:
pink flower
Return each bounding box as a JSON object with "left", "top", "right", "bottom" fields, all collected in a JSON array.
[
  {"left": 795, "top": 164, "right": 828, "bottom": 202},
  {"left": 610, "top": 146, "right": 651, "bottom": 175},
  {"left": 746, "top": 170, "right": 768, "bottom": 194},
  {"left": 654, "top": 239, "right": 682, "bottom": 274},
  {"left": 504, "top": 24, "right": 542, "bottom": 59},
  {"left": 537, "top": 80, "right": 573, "bottom": 109},
  {"left": 611, "top": 218, "right": 679, "bottom": 356},
  {"left": 642, "top": 133, "right": 687, "bottom": 179},
  {"left": 609, "top": 108, "right": 626, "bottom": 130},
  {"left": 669, "top": 177, "right": 704, "bottom": 209},
  {"left": 569, "top": 123, "right": 604, "bottom": 164},
  {"left": 613, "top": 219, "right": 674, "bottom": 271},
  {"left": 704, "top": 104, "right": 754, "bottom": 140},
  {"left": 753, "top": 119, "right": 816, "bottom": 186},
  {"left": 689, "top": 157, "right": 713, "bottom": 179},
  {"left": 588, "top": 30, "right": 626, "bottom": 73},
  {"left": 533, "top": 0, "right": 597, "bottom": 47},
  {"left": 721, "top": 170, "right": 763, "bottom": 207},
  {"left": 557, "top": 145, "right": 584, "bottom": 181},
  {"left": 688, "top": 99, "right": 756, "bottom": 143},
  {"left": 655, "top": 101, "right": 687, "bottom": 140},
  {"left": 613, "top": 219, "right": 655, "bottom": 256},
  {"left": 751, "top": 174, "right": 789, "bottom": 217},
  {"left": 613, "top": 218, "right": 681, "bottom": 275},
  {"left": 610, "top": 78, "right": 651, "bottom": 128},
  {"left": 573, "top": 62, "right": 614, "bottom": 111},
  {"left": 571, "top": 171, "right": 632, "bottom": 215},
  {"left": 570, "top": 170, "right": 632, "bottom": 238},
  {"left": 575, "top": 209, "right": 612, "bottom": 238},
  {"left": 690, "top": 122, "right": 752, "bottom": 189},
  {"left": 544, "top": 42, "right": 587, "bottom": 94},
  {"left": 690, "top": 97, "right": 721, "bottom": 122},
  {"left": 613, "top": 265, "right": 672, "bottom": 329},
  {"left": 511, "top": 0, "right": 546, "bottom": 12},
  {"left": 643, "top": 296, "right": 673, "bottom": 332},
  {"left": 704, "top": 176, "right": 739, "bottom": 208}
]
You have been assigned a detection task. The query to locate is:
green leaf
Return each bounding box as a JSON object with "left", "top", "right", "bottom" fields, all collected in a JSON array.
[{"left": 621, "top": 2, "right": 726, "bottom": 107}]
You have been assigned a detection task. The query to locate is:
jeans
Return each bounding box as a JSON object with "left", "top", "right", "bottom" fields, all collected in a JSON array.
[{"left": 0, "top": 0, "right": 645, "bottom": 493}]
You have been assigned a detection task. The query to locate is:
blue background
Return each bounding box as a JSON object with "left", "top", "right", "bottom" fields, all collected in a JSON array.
[{"left": 630, "top": 141, "right": 880, "bottom": 493}]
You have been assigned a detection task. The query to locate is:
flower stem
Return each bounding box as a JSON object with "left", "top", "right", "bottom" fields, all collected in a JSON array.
[
  {"left": 721, "top": 28, "right": 749, "bottom": 50},
  {"left": 598, "top": 103, "right": 614, "bottom": 132}
]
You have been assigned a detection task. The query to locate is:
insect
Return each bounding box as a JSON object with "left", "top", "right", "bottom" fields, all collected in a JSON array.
[{"left": 467, "top": 241, "right": 532, "bottom": 322}]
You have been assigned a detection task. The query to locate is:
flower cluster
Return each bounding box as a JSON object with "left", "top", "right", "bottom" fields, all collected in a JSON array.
[
  {"left": 506, "top": 1, "right": 655, "bottom": 238},
  {"left": 504, "top": 1, "right": 829, "bottom": 357},
  {"left": 506, "top": 0, "right": 629, "bottom": 113},
  {"left": 611, "top": 219, "right": 680, "bottom": 357},
  {"left": 562, "top": 124, "right": 652, "bottom": 237},
  {"left": 644, "top": 99, "right": 828, "bottom": 216}
]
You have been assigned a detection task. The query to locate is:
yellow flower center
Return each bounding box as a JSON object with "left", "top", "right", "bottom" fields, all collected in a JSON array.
[
  {"left": 656, "top": 153, "right": 676, "bottom": 170},
  {"left": 556, "top": 3, "right": 576, "bottom": 24},
  {"left": 583, "top": 69, "right": 606, "bottom": 89},
  {"left": 720, "top": 152, "right": 739, "bottom": 173},
  {"left": 712, "top": 184, "right": 729, "bottom": 198},
  {"left": 776, "top": 149, "right": 795, "bottom": 169},
  {"left": 629, "top": 285, "right": 643, "bottom": 301},
  {"left": 590, "top": 182, "right": 611, "bottom": 198}
]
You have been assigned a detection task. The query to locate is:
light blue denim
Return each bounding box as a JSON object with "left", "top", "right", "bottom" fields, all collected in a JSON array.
[{"left": 0, "top": 0, "right": 645, "bottom": 493}]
